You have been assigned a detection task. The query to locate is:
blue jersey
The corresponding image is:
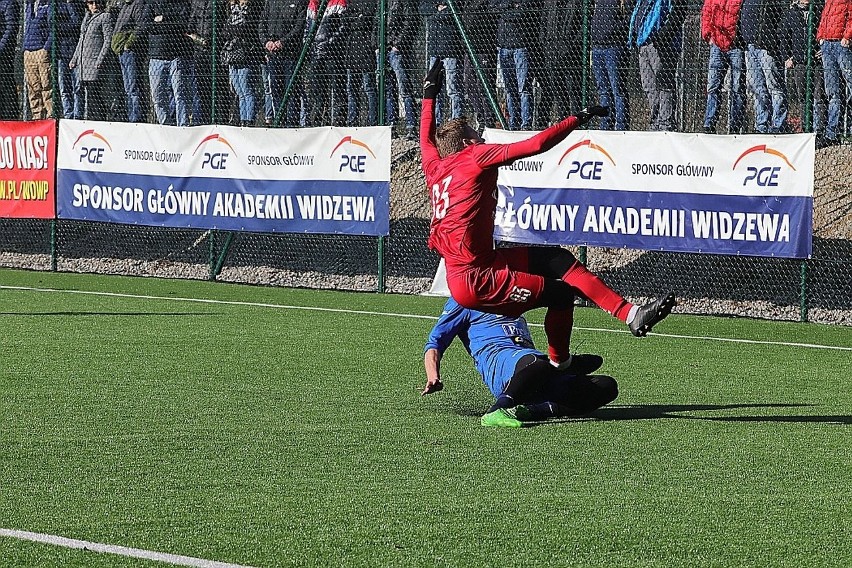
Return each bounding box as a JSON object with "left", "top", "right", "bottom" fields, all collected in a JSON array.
[{"left": 424, "top": 298, "right": 542, "bottom": 397}]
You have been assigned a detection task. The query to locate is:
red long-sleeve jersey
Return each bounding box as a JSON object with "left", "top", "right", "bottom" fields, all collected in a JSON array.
[{"left": 420, "top": 99, "right": 580, "bottom": 272}]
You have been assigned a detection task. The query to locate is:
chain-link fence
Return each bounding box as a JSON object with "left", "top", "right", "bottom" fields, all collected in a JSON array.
[{"left": 0, "top": 0, "right": 850, "bottom": 324}]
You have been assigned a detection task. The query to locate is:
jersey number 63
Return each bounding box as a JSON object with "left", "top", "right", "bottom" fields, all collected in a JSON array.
[{"left": 430, "top": 176, "right": 452, "bottom": 220}]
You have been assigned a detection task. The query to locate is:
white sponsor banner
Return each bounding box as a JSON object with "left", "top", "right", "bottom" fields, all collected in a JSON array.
[
  {"left": 486, "top": 129, "right": 815, "bottom": 258},
  {"left": 486, "top": 129, "right": 814, "bottom": 197},
  {"left": 58, "top": 120, "right": 391, "bottom": 182},
  {"left": 56, "top": 121, "right": 391, "bottom": 235}
]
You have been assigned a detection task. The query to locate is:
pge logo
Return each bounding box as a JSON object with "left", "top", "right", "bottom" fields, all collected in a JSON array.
[
  {"left": 557, "top": 139, "right": 616, "bottom": 180},
  {"left": 193, "top": 134, "right": 237, "bottom": 169},
  {"left": 329, "top": 136, "right": 377, "bottom": 173},
  {"left": 733, "top": 145, "right": 796, "bottom": 187},
  {"left": 72, "top": 129, "right": 112, "bottom": 164}
]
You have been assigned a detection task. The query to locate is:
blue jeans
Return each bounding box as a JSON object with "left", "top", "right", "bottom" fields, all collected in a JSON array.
[
  {"left": 591, "top": 47, "right": 629, "bottom": 130},
  {"left": 119, "top": 50, "right": 145, "bottom": 122},
  {"left": 267, "top": 53, "right": 298, "bottom": 126},
  {"left": 229, "top": 66, "right": 258, "bottom": 122},
  {"left": 149, "top": 57, "right": 191, "bottom": 126},
  {"left": 821, "top": 40, "right": 852, "bottom": 140},
  {"left": 386, "top": 49, "right": 416, "bottom": 131},
  {"left": 746, "top": 45, "right": 788, "bottom": 133},
  {"left": 498, "top": 47, "right": 531, "bottom": 129},
  {"left": 428, "top": 55, "right": 463, "bottom": 123},
  {"left": 346, "top": 69, "right": 377, "bottom": 126},
  {"left": 704, "top": 44, "right": 745, "bottom": 133},
  {"left": 261, "top": 62, "right": 274, "bottom": 123},
  {"left": 57, "top": 60, "right": 82, "bottom": 119}
]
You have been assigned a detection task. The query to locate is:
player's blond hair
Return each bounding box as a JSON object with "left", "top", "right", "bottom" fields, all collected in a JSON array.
[{"left": 435, "top": 118, "right": 470, "bottom": 158}]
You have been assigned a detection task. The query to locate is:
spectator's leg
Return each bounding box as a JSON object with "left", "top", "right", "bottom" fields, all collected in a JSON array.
[
  {"left": 591, "top": 48, "right": 613, "bottom": 130},
  {"left": 0, "top": 51, "right": 16, "bottom": 119},
  {"left": 57, "top": 60, "right": 74, "bottom": 119},
  {"left": 444, "top": 56, "right": 463, "bottom": 120},
  {"left": 704, "top": 44, "right": 726, "bottom": 131},
  {"left": 656, "top": 43, "right": 678, "bottom": 131},
  {"left": 822, "top": 42, "right": 841, "bottom": 140},
  {"left": 148, "top": 58, "right": 171, "bottom": 125},
  {"left": 728, "top": 48, "right": 746, "bottom": 134},
  {"left": 363, "top": 70, "right": 378, "bottom": 126},
  {"left": 746, "top": 45, "right": 771, "bottom": 132},
  {"left": 762, "top": 50, "right": 788, "bottom": 133},
  {"left": 607, "top": 47, "right": 630, "bottom": 130},
  {"left": 837, "top": 43, "right": 852, "bottom": 134},
  {"left": 170, "top": 57, "right": 192, "bottom": 127},
  {"left": 639, "top": 43, "right": 660, "bottom": 130},
  {"left": 260, "top": 62, "right": 273, "bottom": 125},
  {"left": 23, "top": 50, "right": 43, "bottom": 119},
  {"left": 499, "top": 48, "right": 519, "bottom": 129},
  {"left": 37, "top": 49, "right": 53, "bottom": 118},
  {"left": 515, "top": 48, "right": 531, "bottom": 130}
]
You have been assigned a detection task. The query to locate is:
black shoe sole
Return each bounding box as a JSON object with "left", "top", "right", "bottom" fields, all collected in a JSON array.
[{"left": 630, "top": 293, "right": 676, "bottom": 337}]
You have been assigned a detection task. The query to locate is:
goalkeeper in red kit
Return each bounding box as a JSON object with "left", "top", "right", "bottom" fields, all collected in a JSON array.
[{"left": 420, "top": 60, "right": 675, "bottom": 371}]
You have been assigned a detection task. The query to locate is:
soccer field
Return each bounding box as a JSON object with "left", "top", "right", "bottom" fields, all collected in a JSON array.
[{"left": 1, "top": 268, "right": 849, "bottom": 568}]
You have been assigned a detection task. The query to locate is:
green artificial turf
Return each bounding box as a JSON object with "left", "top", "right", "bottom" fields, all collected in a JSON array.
[{"left": 0, "top": 269, "right": 849, "bottom": 567}]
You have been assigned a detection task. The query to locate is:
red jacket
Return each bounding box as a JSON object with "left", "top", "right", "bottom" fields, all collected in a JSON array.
[
  {"left": 701, "top": 0, "right": 744, "bottom": 52},
  {"left": 817, "top": 0, "right": 852, "bottom": 41}
]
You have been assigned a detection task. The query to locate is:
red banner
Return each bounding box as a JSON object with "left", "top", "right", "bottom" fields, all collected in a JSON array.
[{"left": 0, "top": 120, "right": 56, "bottom": 219}]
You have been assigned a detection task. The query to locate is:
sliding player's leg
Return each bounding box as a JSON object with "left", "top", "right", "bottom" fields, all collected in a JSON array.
[{"left": 520, "top": 374, "right": 619, "bottom": 421}]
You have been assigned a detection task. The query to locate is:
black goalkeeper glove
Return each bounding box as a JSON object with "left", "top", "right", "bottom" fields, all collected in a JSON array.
[
  {"left": 423, "top": 59, "right": 444, "bottom": 100},
  {"left": 576, "top": 105, "right": 609, "bottom": 125}
]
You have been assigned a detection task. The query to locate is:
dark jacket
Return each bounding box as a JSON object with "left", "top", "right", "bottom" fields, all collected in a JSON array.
[
  {"left": 422, "top": 2, "right": 462, "bottom": 58},
  {"left": 57, "top": 0, "right": 84, "bottom": 61},
  {"left": 540, "top": 0, "right": 583, "bottom": 55},
  {"left": 591, "top": 0, "right": 629, "bottom": 48},
  {"left": 779, "top": 0, "right": 821, "bottom": 64},
  {"left": 222, "top": 0, "right": 263, "bottom": 67},
  {"left": 188, "top": 0, "right": 224, "bottom": 52},
  {"left": 386, "top": 0, "right": 416, "bottom": 51},
  {"left": 492, "top": 0, "right": 538, "bottom": 49},
  {"left": 461, "top": 0, "right": 497, "bottom": 54},
  {"left": 113, "top": 0, "right": 147, "bottom": 53},
  {"left": 740, "top": 0, "right": 788, "bottom": 51},
  {"left": 305, "top": 0, "right": 345, "bottom": 57},
  {"left": 259, "top": 0, "right": 308, "bottom": 58},
  {"left": 23, "top": 0, "right": 51, "bottom": 51},
  {"left": 145, "top": 0, "right": 192, "bottom": 60},
  {"left": 341, "top": 0, "right": 376, "bottom": 69},
  {"left": 0, "top": 0, "right": 18, "bottom": 54}
]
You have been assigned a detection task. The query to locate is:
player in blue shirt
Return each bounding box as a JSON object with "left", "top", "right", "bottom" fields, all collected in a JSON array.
[{"left": 423, "top": 297, "right": 619, "bottom": 427}]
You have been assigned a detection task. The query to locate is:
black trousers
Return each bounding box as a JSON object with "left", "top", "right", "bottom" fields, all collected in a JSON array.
[{"left": 508, "top": 354, "right": 618, "bottom": 416}]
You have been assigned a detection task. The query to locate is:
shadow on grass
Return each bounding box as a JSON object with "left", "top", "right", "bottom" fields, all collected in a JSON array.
[
  {"left": 559, "top": 403, "right": 852, "bottom": 426},
  {"left": 452, "top": 403, "right": 852, "bottom": 426}
]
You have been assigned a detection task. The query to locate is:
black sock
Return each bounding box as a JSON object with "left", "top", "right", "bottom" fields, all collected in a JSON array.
[{"left": 487, "top": 394, "right": 516, "bottom": 413}]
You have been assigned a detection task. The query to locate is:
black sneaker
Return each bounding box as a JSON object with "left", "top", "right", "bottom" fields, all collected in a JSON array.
[
  {"left": 702, "top": 126, "right": 715, "bottom": 134},
  {"left": 628, "top": 293, "right": 676, "bottom": 337},
  {"left": 551, "top": 354, "right": 604, "bottom": 375}
]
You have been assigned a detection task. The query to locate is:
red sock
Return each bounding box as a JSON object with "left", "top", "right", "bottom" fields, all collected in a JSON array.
[
  {"left": 545, "top": 306, "right": 574, "bottom": 364},
  {"left": 562, "top": 261, "right": 634, "bottom": 322}
]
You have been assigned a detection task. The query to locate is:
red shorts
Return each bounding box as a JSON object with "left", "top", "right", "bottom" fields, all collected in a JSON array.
[{"left": 445, "top": 248, "right": 545, "bottom": 318}]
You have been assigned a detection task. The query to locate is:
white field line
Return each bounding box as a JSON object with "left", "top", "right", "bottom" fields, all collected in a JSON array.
[
  {"left": 0, "top": 529, "right": 256, "bottom": 568},
  {"left": 2, "top": 285, "right": 851, "bottom": 352}
]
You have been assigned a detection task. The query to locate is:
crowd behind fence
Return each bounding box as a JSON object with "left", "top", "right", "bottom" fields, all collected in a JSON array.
[
  {"left": 1, "top": 0, "right": 850, "bottom": 143},
  {"left": 0, "top": 0, "right": 851, "bottom": 326}
]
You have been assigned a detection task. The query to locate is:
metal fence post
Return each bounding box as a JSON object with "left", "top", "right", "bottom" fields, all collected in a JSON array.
[{"left": 800, "top": 260, "right": 809, "bottom": 323}]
